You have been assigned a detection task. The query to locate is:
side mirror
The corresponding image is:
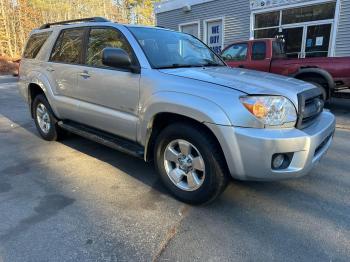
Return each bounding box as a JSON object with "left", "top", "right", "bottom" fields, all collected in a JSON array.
[{"left": 102, "top": 48, "right": 140, "bottom": 73}]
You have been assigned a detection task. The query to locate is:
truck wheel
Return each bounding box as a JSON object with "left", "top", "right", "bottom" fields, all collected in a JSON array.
[
  {"left": 309, "top": 82, "right": 327, "bottom": 101},
  {"left": 299, "top": 77, "right": 328, "bottom": 101},
  {"left": 32, "top": 94, "right": 60, "bottom": 141},
  {"left": 154, "top": 123, "right": 229, "bottom": 205}
]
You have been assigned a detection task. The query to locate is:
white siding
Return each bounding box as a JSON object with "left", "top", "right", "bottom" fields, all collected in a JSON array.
[
  {"left": 156, "top": 0, "right": 251, "bottom": 47},
  {"left": 156, "top": 0, "right": 349, "bottom": 56},
  {"left": 335, "top": 0, "right": 350, "bottom": 57}
]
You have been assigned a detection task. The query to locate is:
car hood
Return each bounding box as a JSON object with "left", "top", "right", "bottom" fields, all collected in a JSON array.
[{"left": 159, "top": 66, "right": 315, "bottom": 106}]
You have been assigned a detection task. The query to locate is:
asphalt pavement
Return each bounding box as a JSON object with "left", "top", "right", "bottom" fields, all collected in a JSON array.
[{"left": 1, "top": 76, "right": 350, "bottom": 261}]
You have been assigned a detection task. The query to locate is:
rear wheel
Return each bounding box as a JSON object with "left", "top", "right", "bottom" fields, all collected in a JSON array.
[
  {"left": 32, "top": 94, "right": 61, "bottom": 141},
  {"left": 154, "top": 123, "right": 229, "bottom": 205}
]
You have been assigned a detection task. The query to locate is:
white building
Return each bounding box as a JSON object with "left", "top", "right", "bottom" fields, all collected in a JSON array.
[{"left": 155, "top": 0, "right": 349, "bottom": 57}]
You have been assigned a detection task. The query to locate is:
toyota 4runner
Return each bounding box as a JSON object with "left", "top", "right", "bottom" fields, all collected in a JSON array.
[{"left": 18, "top": 17, "right": 336, "bottom": 204}]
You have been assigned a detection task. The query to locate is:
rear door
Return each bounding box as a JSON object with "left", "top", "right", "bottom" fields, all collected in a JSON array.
[
  {"left": 75, "top": 26, "right": 140, "bottom": 141},
  {"left": 221, "top": 42, "right": 250, "bottom": 68},
  {"left": 46, "top": 28, "right": 86, "bottom": 120}
]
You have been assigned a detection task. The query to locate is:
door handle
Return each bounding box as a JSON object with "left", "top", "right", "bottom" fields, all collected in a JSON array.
[
  {"left": 46, "top": 67, "right": 55, "bottom": 72},
  {"left": 80, "top": 71, "right": 91, "bottom": 79},
  {"left": 238, "top": 65, "right": 244, "bottom": 68}
]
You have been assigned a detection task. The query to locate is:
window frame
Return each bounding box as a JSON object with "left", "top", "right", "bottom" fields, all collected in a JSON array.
[{"left": 49, "top": 27, "right": 87, "bottom": 65}]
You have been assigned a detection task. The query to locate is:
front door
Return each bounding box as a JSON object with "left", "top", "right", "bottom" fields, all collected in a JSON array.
[{"left": 76, "top": 27, "right": 140, "bottom": 141}]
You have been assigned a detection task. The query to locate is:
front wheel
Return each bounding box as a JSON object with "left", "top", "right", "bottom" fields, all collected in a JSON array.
[{"left": 154, "top": 123, "right": 229, "bottom": 205}]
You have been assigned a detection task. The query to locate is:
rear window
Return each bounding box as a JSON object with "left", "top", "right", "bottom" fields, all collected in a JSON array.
[
  {"left": 50, "top": 28, "right": 85, "bottom": 64},
  {"left": 23, "top": 32, "right": 51, "bottom": 59},
  {"left": 272, "top": 40, "right": 286, "bottom": 58}
]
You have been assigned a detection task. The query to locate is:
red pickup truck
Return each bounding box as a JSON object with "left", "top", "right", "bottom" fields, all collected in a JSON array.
[{"left": 221, "top": 38, "right": 350, "bottom": 100}]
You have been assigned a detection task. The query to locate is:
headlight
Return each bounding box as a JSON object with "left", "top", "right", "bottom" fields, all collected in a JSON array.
[{"left": 240, "top": 95, "right": 297, "bottom": 127}]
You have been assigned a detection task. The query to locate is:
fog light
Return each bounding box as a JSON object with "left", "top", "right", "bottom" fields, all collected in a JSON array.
[{"left": 272, "top": 154, "right": 285, "bottom": 169}]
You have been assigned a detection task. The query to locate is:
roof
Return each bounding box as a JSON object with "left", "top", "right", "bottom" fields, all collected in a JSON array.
[{"left": 154, "top": 0, "right": 215, "bottom": 14}]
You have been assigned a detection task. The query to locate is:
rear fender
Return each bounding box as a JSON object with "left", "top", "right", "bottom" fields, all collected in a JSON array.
[{"left": 25, "top": 70, "right": 61, "bottom": 118}]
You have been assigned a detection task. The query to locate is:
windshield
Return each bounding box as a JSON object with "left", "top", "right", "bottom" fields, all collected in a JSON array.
[{"left": 128, "top": 27, "right": 225, "bottom": 69}]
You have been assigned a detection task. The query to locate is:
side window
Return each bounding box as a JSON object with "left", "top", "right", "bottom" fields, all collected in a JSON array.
[
  {"left": 50, "top": 29, "right": 84, "bottom": 64},
  {"left": 252, "top": 42, "right": 266, "bottom": 60},
  {"left": 86, "top": 28, "right": 134, "bottom": 67},
  {"left": 221, "top": 43, "right": 248, "bottom": 61},
  {"left": 23, "top": 32, "right": 52, "bottom": 59}
]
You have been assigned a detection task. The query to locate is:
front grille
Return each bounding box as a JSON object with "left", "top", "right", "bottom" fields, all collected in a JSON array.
[{"left": 296, "top": 89, "right": 324, "bottom": 129}]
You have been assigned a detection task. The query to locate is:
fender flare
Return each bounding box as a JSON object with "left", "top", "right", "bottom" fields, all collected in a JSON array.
[
  {"left": 138, "top": 91, "right": 232, "bottom": 159},
  {"left": 26, "top": 71, "right": 61, "bottom": 118},
  {"left": 292, "top": 68, "right": 335, "bottom": 98}
]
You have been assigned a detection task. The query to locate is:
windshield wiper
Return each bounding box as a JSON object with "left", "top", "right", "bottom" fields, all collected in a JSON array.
[
  {"left": 156, "top": 64, "right": 203, "bottom": 69},
  {"left": 201, "top": 62, "right": 222, "bottom": 67},
  {"left": 200, "top": 59, "right": 223, "bottom": 67}
]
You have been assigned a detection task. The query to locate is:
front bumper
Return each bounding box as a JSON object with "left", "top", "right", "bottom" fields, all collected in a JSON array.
[{"left": 207, "top": 111, "right": 335, "bottom": 181}]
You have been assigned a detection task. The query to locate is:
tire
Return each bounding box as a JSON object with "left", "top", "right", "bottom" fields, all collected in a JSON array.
[
  {"left": 300, "top": 77, "right": 328, "bottom": 101},
  {"left": 32, "top": 94, "right": 61, "bottom": 141},
  {"left": 154, "top": 123, "right": 229, "bottom": 205}
]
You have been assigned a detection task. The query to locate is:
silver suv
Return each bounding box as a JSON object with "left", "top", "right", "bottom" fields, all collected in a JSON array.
[{"left": 18, "top": 17, "right": 335, "bottom": 204}]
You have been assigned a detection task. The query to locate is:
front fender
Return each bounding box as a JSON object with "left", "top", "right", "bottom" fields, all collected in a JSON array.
[{"left": 138, "top": 91, "right": 232, "bottom": 145}]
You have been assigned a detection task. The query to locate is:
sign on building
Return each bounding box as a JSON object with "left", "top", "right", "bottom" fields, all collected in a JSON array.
[{"left": 206, "top": 19, "right": 223, "bottom": 54}]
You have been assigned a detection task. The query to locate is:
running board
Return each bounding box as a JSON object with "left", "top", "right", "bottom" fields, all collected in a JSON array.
[{"left": 57, "top": 121, "right": 144, "bottom": 159}]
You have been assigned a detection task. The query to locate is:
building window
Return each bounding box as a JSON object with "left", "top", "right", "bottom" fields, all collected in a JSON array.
[
  {"left": 282, "top": 2, "right": 336, "bottom": 25},
  {"left": 253, "top": 1, "right": 336, "bottom": 58},
  {"left": 254, "top": 11, "right": 279, "bottom": 29},
  {"left": 254, "top": 28, "right": 279, "bottom": 39},
  {"left": 179, "top": 22, "right": 200, "bottom": 38}
]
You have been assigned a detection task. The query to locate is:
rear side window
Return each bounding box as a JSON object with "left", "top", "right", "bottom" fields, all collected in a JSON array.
[
  {"left": 50, "top": 29, "right": 85, "bottom": 64},
  {"left": 86, "top": 28, "right": 134, "bottom": 67},
  {"left": 252, "top": 42, "right": 266, "bottom": 60},
  {"left": 23, "top": 32, "right": 51, "bottom": 59},
  {"left": 221, "top": 43, "right": 248, "bottom": 61},
  {"left": 272, "top": 41, "right": 286, "bottom": 58}
]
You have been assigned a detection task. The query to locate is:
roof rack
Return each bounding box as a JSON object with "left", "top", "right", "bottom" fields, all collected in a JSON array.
[{"left": 39, "top": 17, "right": 110, "bottom": 29}]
